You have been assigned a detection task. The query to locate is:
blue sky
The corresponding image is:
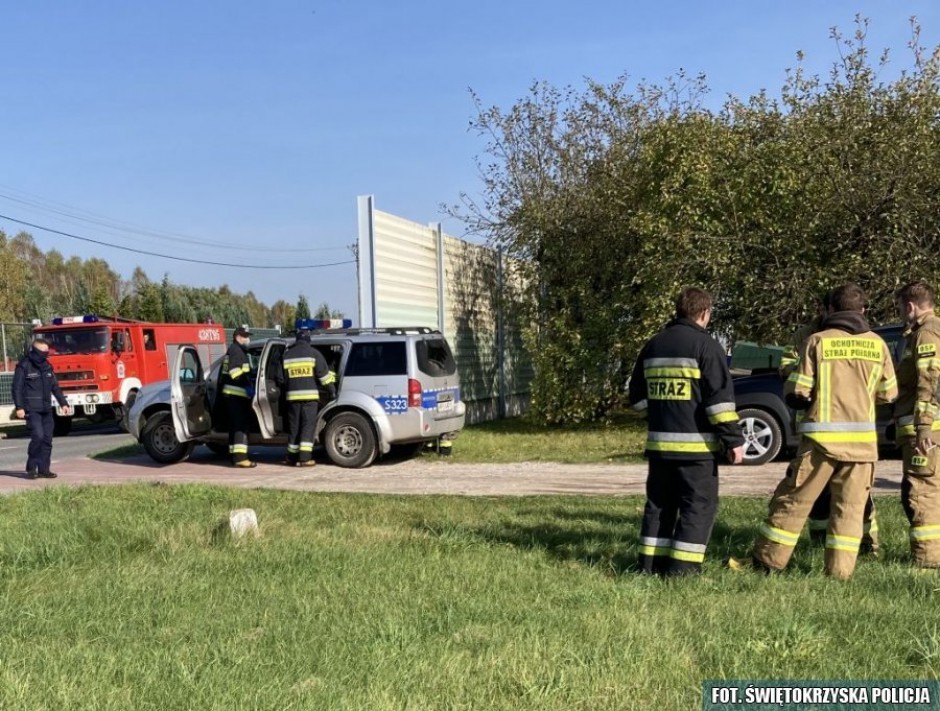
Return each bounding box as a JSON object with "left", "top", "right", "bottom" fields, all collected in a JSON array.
[{"left": 2, "top": 1, "right": 939, "bottom": 322}]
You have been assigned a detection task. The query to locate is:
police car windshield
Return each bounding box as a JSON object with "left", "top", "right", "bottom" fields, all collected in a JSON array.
[{"left": 42, "top": 328, "right": 110, "bottom": 355}]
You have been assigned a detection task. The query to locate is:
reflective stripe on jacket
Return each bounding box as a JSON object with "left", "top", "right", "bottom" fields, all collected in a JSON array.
[
  {"left": 628, "top": 318, "right": 744, "bottom": 460},
  {"left": 281, "top": 341, "right": 333, "bottom": 401},
  {"left": 895, "top": 313, "right": 940, "bottom": 439},
  {"left": 786, "top": 322, "right": 898, "bottom": 461}
]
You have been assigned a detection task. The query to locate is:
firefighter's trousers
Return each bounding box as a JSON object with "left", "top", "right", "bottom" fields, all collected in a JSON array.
[
  {"left": 807, "top": 488, "right": 878, "bottom": 552},
  {"left": 753, "top": 443, "right": 873, "bottom": 580},
  {"left": 900, "top": 438, "right": 940, "bottom": 568},
  {"left": 286, "top": 400, "right": 319, "bottom": 464},
  {"left": 225, "top": 395, "right": 253, "bottom": 463},
  {"left": 639, "top": 458, "right": 718, "bottom": 576}
]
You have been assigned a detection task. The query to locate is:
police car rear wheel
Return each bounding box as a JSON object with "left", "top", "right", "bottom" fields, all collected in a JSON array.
[
  {"left": 142, "top": 411, "right": 195, "bottom": 464},
  {"left": 737, "top": 407, "right": 783, "bottom": 465},
  {"left": 324, "top": 412, "right": 377, "bottom": 468}
]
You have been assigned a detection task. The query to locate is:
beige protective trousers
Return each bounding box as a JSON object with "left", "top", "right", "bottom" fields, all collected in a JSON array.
[
  {"left": 900, "top": 439, "right": 940, "bottom": 567},
  {"left": 753, "top": 443, "right": 874, "bottom": 580}
]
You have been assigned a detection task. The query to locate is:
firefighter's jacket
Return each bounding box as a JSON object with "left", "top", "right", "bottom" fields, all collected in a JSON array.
[
  {"left": 779, "top": 316, "right": 825, "bottom": 378},
  {"left": 785, "top": 311, "right": 897, "bottom": 462},
  {"left": 894, "top": 312, "right": 940, "bottom": 440},
  {"left": 281, "top": 340, "right": 336, "bottom": 401},
  {"left": 628, "top": 317, "right": 744, "bottom": 460},
  {"left": 220, "top": 342, "right": 252, "bottom": 398}
]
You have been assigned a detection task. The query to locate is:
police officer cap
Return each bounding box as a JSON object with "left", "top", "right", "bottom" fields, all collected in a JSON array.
[{"left": 234, "top": 326, "right": 252, "bottom": 339}]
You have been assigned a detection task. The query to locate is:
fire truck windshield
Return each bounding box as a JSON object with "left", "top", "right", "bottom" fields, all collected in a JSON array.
[{"left": 42, "top": 328, "right": 110, "bottom": 355}]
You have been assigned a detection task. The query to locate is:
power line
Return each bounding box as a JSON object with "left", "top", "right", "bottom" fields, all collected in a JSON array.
[
  {"left": 0, "top": 213, "right": 356, "bottom": 270},
  {"left": 0, "top": 184, "right": 348, "bottom": 253}
]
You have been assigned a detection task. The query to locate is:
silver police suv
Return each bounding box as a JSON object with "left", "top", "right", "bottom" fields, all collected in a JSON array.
[{"left": 127, "top": 327, "right": 465, "bottom": 468}]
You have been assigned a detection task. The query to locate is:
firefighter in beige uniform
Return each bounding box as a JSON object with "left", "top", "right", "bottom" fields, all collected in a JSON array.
[
  {"left": 780, "top": 293, "right": 880, "bottom": 552},
  {"left": 895, "top": 281, "right": 940, "bottom": 568},
  {"left": 749, "top": 284, "right": 897, "bottom": 579}
]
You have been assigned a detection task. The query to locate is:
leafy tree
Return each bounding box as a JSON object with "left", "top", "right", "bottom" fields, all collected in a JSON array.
[
  {"left": 313, "top": 302, "right": 344, "bottom": 319},
  {"left": 296, "top": 294, "right": 311, "bottom": 320},
  {"left": 457, "top": 17, "right": 940, "bottom": 423}
]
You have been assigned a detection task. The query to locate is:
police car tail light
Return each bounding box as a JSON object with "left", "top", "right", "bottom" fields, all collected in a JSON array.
[{"left": 408, "top": 379, "right": 422, "bottom": 408}]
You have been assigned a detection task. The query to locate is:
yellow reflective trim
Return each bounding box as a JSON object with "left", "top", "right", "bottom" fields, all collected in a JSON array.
[
  {"left": 820, "top": 338, "right": 882, "bottom": 362},
  {"left": 788, "top": 373, "right": 815, "bottom": 389},
  {"left": 645, "top": 367, "right": 701, "bottom": 378},
  {"left": 911, "top": 456, "right": 929, "bottom": 467},
  {"left": 804, "top": 431, "right": 877, "bottom": 443},
  {"left": 760, "top": 524, "right": 799, "bottom": 546},
  {"left": 639, "top": 545, "right": 671, "bottom": 557},
  {"left": 647, "top": 378, "right": 692, "bottom": 401},
  {"left": 880, "top": 376, "right": 897, "bottom": 392},
  {"left": 645, "top": 441, "right": 720, "bottom": 453},
  {"left": 820, "top": 361, "right": 832, "bottom": 423},
  {"left": 917, "top": 358, "right": 940, "bottom": 370},
  {"left": 709, "top": 411, "right": 740, "bottom": 424},
  {"left": 222, "top": 385, "right": 249, "bottom": 397},
  {"left": 669, "top": 549, "right": 705, "bottom": 563}
]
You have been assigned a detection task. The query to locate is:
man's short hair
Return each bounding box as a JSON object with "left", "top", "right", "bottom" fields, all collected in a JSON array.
[
  {"left": 896, "top": 280, "right": 936, "bottom": 308},
  {"left": 675, "top": 287, "right": 713, "bottom": 320},
  {"left": 829, "top": 283, "right": 867, "bottom": 313},
  {"left": 32, "top": 337, "right": 50, "bottom": 348}
]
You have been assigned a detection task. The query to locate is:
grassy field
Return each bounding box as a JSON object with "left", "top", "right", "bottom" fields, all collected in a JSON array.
[
  {"left": 94, "top": 414, "right": 649, "bottom": 464},
  {"left": 0, "top": 485, "right": 936, "bottom": 710}
]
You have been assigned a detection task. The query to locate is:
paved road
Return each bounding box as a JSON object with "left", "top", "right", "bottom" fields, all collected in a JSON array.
[
  {"left": 0, "top": 441, "right": 906, "bottom": 498},
  {"left": 0, "top": 422, "right": 134, "bottom": 473}
]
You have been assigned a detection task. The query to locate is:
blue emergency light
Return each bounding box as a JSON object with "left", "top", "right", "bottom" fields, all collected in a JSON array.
[
  {"left": 295, "top": 318, "right": 352, "bottom": 331},
  {"left": 51, "top": 315, "right": 100, "bottom": 325}
]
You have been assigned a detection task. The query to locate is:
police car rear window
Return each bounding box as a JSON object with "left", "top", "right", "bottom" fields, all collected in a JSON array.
[
  {"left": 417, "top": 338, "right": 456, "bottom": 377},
  {"left": 345, "top": 342, "right": 407, "bottom": 377}
]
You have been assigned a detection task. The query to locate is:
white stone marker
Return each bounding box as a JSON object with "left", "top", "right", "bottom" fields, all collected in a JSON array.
[{"left": 229, "top": 508, "right": 259, "bottom": 539}]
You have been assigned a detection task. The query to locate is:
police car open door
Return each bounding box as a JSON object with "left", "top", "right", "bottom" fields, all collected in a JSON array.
[
  {"left": 170, "top": 345, "right": 212, "bottom": 442},
  {"left": 254, "top": 338, "right": 288, "bottom": 439}
]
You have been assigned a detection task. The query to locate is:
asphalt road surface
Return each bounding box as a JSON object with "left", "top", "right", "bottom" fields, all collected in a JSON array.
[{"left": 0, "top": 421, "right": 134, "bottom": 474}]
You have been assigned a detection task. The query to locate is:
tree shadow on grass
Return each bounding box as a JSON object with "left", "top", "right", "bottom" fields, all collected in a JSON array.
[{"left": 418, "top": 506, "right": 647, "bottom": 575}]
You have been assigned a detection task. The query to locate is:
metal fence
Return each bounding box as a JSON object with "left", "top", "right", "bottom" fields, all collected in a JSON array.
[
  {"left": 0, "top": 323, "right": 33, "bottom": 407},
  {"left": 357, "top": 196, "right": 533, "bottom": 423}
]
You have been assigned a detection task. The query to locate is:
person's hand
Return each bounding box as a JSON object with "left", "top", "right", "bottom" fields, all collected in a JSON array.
[
  {"left": 916, "top": 430, "right": 936, "bottom": 456},
  {"left": 14, "top": 408, "right": 25, "bottom": 419},
  {"left": 60, "top": 405, "right": 73, "bottom": 416},
  {"left": 728, "top": 445, "right": 745, "bottom": 465}
]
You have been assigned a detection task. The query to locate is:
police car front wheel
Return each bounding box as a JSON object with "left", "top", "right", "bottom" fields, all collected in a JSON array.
[{"left": 324, "top": 412, "right": 377, "bottom": 469}]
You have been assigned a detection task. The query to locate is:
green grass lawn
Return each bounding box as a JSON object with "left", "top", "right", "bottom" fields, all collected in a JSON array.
[{"left": 0, "top": 486, "right": 936, "bottom": 710}]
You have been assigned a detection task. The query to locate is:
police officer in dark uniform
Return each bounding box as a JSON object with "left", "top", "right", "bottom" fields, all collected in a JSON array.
[
  {"left": 12, "top": 338, "right": 72, "bottom": 479},
  {"left": 281, "top": 330, "right": 336, "bottom": 466},
  {"left": 220, "top": 326, "right": 256, "bottom": 468},
  {"left": 628, "top": 287, "right": 745, "bottom": 576}
]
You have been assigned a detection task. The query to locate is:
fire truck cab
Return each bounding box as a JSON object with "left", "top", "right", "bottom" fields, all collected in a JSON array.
[{"left": 32, "top": 315, "right": 226, "bottom": 435}]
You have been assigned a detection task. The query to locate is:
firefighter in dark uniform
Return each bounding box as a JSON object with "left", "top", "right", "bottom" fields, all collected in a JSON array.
[
  {"left": 12, "top": 338, "right": 73, "bottom": 478},
  {"left": 281, "top": 330, "right": 336, "bottom": 466},
  {"left": 220, "top": 326, "right": 256, "bottom": 468},
  {"left": 628, "top": 287, "right": 745, "bottom": 576}
]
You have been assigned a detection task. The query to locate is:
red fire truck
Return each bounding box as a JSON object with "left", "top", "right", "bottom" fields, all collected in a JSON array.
[{"left": 32, "top": 315, "right": 227, "bottom": 435}]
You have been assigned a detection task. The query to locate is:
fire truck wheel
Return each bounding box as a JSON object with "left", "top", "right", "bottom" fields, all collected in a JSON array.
[
  {"left": 324, "top": 412, "right": 377, "bottom": 468},
  {"left": 141, "top": 411, "right": 195, "bottom": 464},
  {"left": 53, "top": 415, "right": 72, "bottom": 437}
]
